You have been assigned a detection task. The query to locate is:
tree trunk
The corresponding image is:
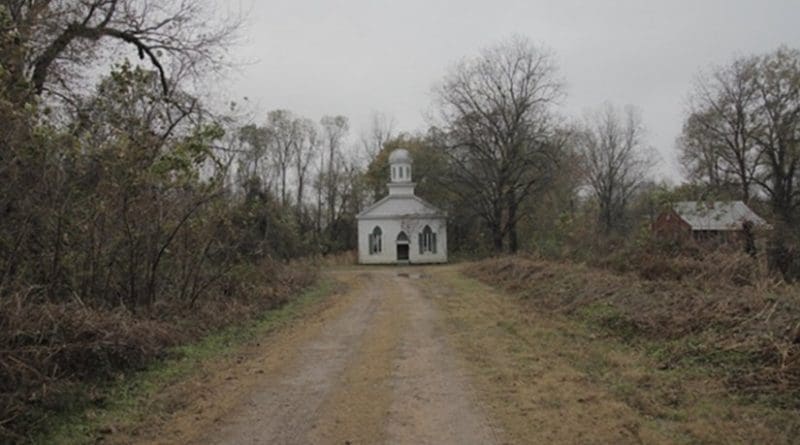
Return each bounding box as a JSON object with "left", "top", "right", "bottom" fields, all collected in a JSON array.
[
  {"left": 741, "top": 178, "right": 750, "bottom": 204},
  {"left": 507, "top": 191, "right": 519, "bottom": 253},
  {"left": 492, "top": 226, "right": 504, "bottom": 252},
  {"left": 297, "top": 173, "right": 305, "bottom": 209},
  {"left": 492, "top": 202, "right": 504, "bottom": 252},
  {"left": 281, "top": 170, "right": 287, "bottom": 207}
]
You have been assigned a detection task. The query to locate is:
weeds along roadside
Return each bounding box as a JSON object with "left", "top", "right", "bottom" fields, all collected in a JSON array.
[
  {"left": 465, "top": 254, "right": 800, "bottom": 406},
  {"left": 0, "top": 258, "right": 322, "bottom": 444}
]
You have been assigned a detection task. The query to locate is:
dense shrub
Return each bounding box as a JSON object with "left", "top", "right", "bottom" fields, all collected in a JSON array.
[
  {"left": 0, "top": 63, "right": 331, "bottom": 442},
  {"left": 0, "top": 259, "right": 317, "bottom": 442}
]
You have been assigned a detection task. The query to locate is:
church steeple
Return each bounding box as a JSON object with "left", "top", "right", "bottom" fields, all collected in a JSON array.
[
  {"left": 389, "top": 148, "right": 412, "bottom": 183},
  {"left": 387, "top": 149, "right": 415, "bottom": 196}
]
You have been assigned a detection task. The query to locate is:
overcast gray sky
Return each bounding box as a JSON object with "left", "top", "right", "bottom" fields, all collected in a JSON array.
[{"left": 227, "top": 0, "right": 800, "bottom": 180}]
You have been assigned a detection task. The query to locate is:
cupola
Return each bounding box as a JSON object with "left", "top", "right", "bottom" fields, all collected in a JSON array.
[
  {"left": 389, "top": 148, "right": 412, "bottom": 183},
  {"left": 387, "top": 148, "right": 415, "bottom": 196}
]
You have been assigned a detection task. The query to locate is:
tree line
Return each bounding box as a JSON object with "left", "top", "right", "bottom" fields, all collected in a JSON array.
[
  {"left": 0, "top": 0, "right": 368, "bottom": 314},
  {"left": 372, "top": 38, "right": 799, "bottom": 279},
  {"left": 3, "top": 0, "right": 800, "bottom": 318}
]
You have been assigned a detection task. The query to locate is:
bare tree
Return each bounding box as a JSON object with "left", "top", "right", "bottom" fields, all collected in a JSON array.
[
  {"left": 751, "top": 48, "right": 800, "bottom": 225},
  {"left": 295, "top": 118, "right": 319, "bottom": 209},
  {"left": 678, "top": 111, "right": 732, "bottom": 193},
  {"left": 359, "top": 111, "right": 396, "bottom": 162},
  {"left": 1, "top": 0, "right": 239, "bottom": 105},
  {"left": 681, "top": 56, "right": 762, "bottom": 202},
  {"left": 237, "top": 124, "right": 272, "bottom": 188},
  {"left": 320, "top": 115, "right": 349, "bottom": 226},
  {"left": 680, "top": 48, "right": 800, "bottom": 278},
  {"left": 266, "top": 110, "right": 301, "bottom": 206},
  {"left": 579, "top": 103, "right": 651, "bottom": 234},
  {"left": 434, "top": 36, "right": 564, "bottom": 252}
]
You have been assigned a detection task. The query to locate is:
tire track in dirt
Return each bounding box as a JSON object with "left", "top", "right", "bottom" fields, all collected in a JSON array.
[
  {"left": 386, "top": 272, "right": 501, "bottom": 445},
  {"left": 304, "top": 272, "right": 404, "bottom": 444},
  {"left": 136, "top": 268, "right": 501, "bottom": 445},
  {"left": 306, "top": 269, "right": 501, "bottom": 445},
  {"left": 195, "top": 272, "right": 386, "bottom": 444},
  {"left": 126, "top": 265, "right": 796, "bottom": 444}
]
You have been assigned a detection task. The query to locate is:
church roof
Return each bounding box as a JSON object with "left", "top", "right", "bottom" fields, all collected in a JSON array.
[
  {"left": 389, "top": 148, "right": 411, "bottom": 164},
  {"left": 357, "top": 194, "right": 446, "bottom": 220}
]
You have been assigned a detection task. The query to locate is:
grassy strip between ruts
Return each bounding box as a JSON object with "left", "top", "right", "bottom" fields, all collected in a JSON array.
[{"left": 30, "top": 278, "right": 335, "bottom": 445}]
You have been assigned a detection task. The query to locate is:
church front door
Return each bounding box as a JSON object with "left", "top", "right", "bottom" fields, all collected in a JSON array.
[
  {"left": 397, "top": 244, "right": 409, "bottom": 261},
  {"left": 396, "top": 231, "right": 410, "bottom": 261}
]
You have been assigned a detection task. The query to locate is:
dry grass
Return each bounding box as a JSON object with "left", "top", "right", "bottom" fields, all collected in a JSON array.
[
  {"left": 316, "top": 250, "right": 358, "bottom": 267},
  {"left": 430, "top": 266, "right": 799, "bottom": 444},
  {"left": 0, "top": 259, "right": 318, "bottom": 443},
  {"left": 465, "top": 255, "right": 800, "bottom": 403}
]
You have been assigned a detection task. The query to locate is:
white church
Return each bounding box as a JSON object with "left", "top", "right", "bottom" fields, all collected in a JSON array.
[{"left": 357, "top": 149, "right": 448, "bottom": 265}]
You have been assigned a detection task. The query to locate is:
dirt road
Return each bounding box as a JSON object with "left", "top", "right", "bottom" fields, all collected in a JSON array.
[
  {"left": 122, "top": 266, "right": 790, "bottom": 445},
  {"left": 144, "top": 268, "right": 501, "bottom": 445}
]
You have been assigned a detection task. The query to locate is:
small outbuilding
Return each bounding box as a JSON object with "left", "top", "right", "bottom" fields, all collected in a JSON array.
[
  {"left": 653, "top": 201, "right": 769, "bottom": 243},
  {"left": 356, "top": 149, "right": 448, "bottom": 265}
]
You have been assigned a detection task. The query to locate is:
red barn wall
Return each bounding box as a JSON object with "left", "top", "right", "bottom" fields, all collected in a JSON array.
[{"left": 652, "top": 210, "right": 691, "bottom": 240}]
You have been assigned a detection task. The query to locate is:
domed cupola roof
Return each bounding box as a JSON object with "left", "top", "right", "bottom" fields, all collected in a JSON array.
[{"left": 389, "top": 148, "right": 411, "bottom": 164}]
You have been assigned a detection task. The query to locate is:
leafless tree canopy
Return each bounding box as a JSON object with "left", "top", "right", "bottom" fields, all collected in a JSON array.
[
  {"left": 360, "top": 111, "right": 396, "bottom": 163},
  {"left": 679, "top": 48, "right": 800, "bottom": 276},
  {"left": 579, "top": 103, "right": 651, "bottom": 233},
  {"left": 434, "top": 36, "right": 565, "bottom": 252},
  {"left": 752, "top": 48, "right": 800, "bottom": 224},
  {"left": 680, "top": 56, "right": 762, "bottom": 202},
  {"left": 2, "top": 0, "right": 240, "bottom": 104},
  {"left": 681, "top": 48, "right": 800, "bottom": 225},
  {"left": 265, "top": 110, "right": 303, "bottom": 206},
  {"left": 320, "top": 115, "right": 350, "bottom": 228},
  {"left": 232, "top": 111, "right": 363, "bottom": 252},
  {"left": 295, "top": 117, "right": 319, "bottom": 210}
]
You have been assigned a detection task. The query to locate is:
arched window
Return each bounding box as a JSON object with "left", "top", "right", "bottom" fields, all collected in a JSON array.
[
  {"left": 369, "top": 226, "right": 383, "bottom": 254},
  {"left": 418, "top": 225, "right": 437, "bottom": 254}
]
